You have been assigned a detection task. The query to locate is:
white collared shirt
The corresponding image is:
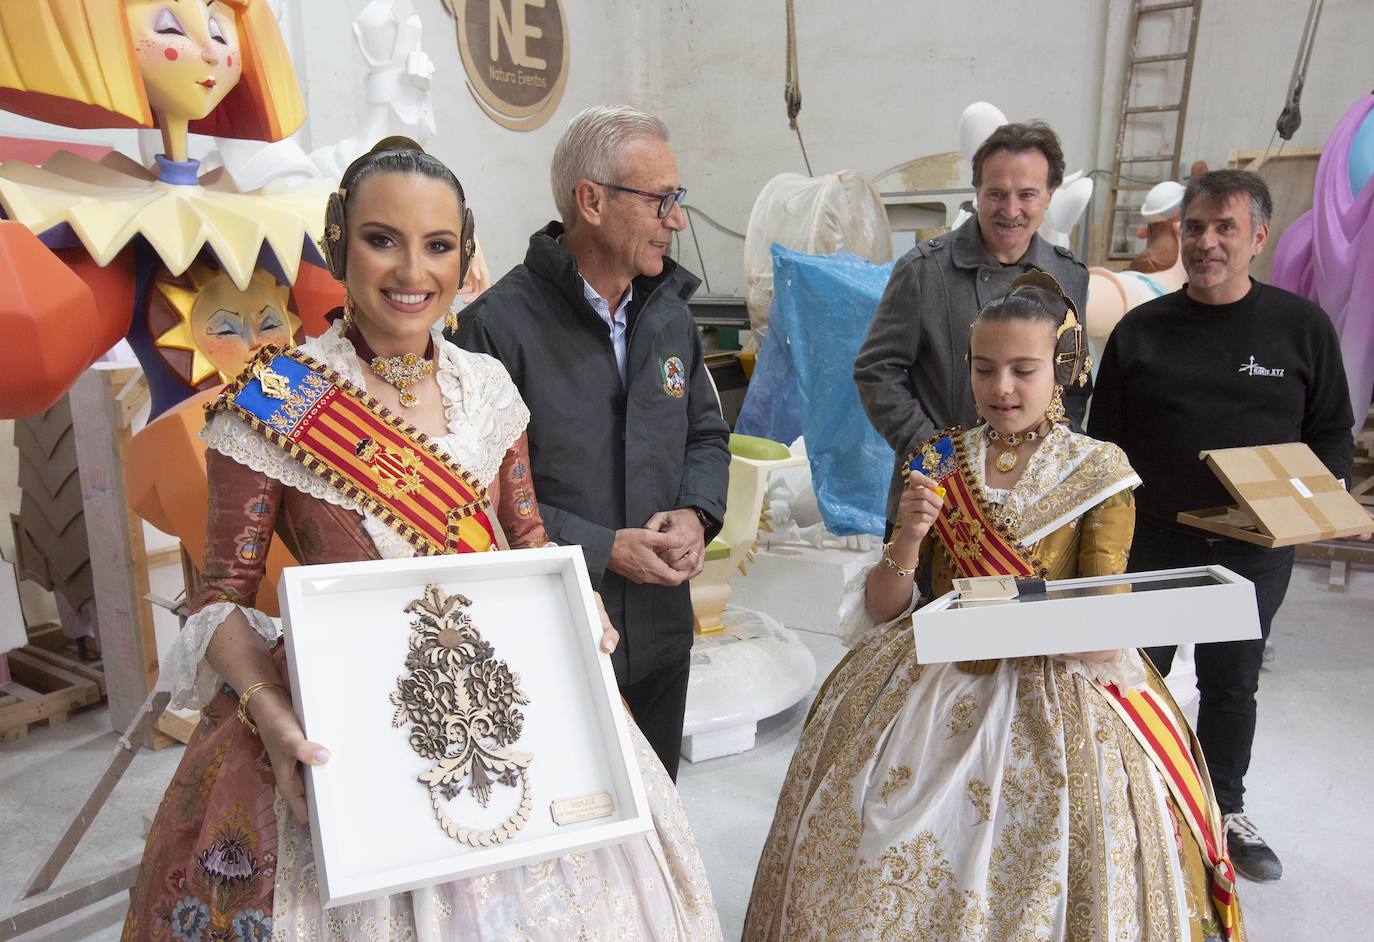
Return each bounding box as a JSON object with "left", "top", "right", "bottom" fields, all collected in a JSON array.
[{"left": 579, "top": 277, "right": 633, "bottom": 382}]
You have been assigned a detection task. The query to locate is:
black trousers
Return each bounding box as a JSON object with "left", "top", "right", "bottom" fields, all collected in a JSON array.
[
  {"left": 1129, "top": 519, "right": 1294, "bottom": 815},
  {"left": 620, "top": 654, "right": 691, "bottom": 781}
]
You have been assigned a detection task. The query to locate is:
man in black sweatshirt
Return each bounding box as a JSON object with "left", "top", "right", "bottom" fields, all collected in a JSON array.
[{"left": 1089, "top": 169, "right": 1356, "bottom": 884}]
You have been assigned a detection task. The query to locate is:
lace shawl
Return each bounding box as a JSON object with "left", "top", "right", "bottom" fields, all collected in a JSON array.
[{"left": 157, "top": 322, "right": 529, "bottom": 708}]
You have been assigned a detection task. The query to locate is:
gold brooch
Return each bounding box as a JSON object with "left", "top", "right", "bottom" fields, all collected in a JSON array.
[{"left": 253, "top": 363, "right": 291, "bottom": 400}]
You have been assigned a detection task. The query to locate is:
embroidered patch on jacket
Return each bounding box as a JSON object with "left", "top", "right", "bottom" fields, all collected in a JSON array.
[
  {"left": 660, "top": 356, "right": 686, "bottom": 398},
  {"left": 1237, "top": 355, "right": 1285, "bottom": 377}
]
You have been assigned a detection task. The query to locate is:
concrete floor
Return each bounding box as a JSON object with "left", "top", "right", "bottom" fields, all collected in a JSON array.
[{"left": 3, "top": 561, "right": 1371, "bottom": 940}]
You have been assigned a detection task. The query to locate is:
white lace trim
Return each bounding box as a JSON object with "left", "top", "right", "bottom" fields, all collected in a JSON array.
[
  {"left": 184, "top": 322, "right": 530, "bottom": 701},
  {"left": 435, "top": 335, "right": 529, "bottom": 485},
  {"left": 155, "top": 602, "right": 281, "bottom": 709},
  {"left": 968, "top": 425, "right": 1139, "bottom": 544},
  {"left": 304, "top": 320, "right": 529, "bottom": 487},
  {"left": 200, "top": 412, "right": 358, "bottom": 511},
  {"left": 838, "top": 561, "right": 920, "bottom": 649},
  {"left": 972, "top": 424, "right": 1080, "bottom": 521},
  {"left": 1057, "top": 647, "right": 1150, "bottom": 691},
  {"left": 361, "top": 514, "right": 421, "bottom": 561}
]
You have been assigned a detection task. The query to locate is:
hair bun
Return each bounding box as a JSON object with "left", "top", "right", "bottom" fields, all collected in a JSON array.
[
  {"left": 338, "top": 137, "right": 428, "bottom": 196},
  {"left": 1007, "top": 269, "right": 1088, "bottom": 387},
  {"left": 367, "top": 135, "right": 426, "bottom": 155}
]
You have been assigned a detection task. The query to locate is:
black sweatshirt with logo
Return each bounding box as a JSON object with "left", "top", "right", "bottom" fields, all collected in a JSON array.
[{"left": 1087, "top": 279, "right": 1355, "bottom": 534}]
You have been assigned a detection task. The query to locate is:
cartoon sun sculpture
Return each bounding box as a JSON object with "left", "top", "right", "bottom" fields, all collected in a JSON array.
[
  {"left": 152, "top": 260, "right": 301, "bottom": 386},
  {"left": 0, "top": 1, "right": 345, "bottom": 620}
]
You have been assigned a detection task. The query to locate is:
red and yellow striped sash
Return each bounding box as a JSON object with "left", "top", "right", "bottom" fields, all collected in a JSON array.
[
  {"left": 209, "top": 346, "right": 498, "bottom": 556},
  {"left": 1098, "top": 681, "right": 1240, "bottom": 938},
  {"left": 906, "top": 428, "right": 1042, "bottom": 579}
]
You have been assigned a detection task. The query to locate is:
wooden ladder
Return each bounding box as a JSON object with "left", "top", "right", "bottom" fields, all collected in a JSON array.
[{"left": 1104, "top": 0, "right": 1204, "bottom": 260}]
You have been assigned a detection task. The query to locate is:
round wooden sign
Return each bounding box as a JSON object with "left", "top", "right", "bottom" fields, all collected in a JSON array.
[{"left": 447, "top": 0, "right": 569, "bottom": 132}]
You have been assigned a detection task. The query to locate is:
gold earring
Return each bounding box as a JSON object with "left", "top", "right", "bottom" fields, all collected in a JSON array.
[
  {"left": 444, "top": 295, "right": 461, "bottom": 333},
  {"left": 342, "top": 287, "right": 355, "bottom": 330},
  {"left": 1046, "top": 385, "right": 1066, "bottom": 424}
]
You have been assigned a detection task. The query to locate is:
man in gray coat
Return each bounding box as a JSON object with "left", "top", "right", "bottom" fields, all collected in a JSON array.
[
  {"left": 454, "top": 106, "right": 729, "bottom": 779},
  {"left": 854, "top": 121, "right": 1089, "bottom": 526}
]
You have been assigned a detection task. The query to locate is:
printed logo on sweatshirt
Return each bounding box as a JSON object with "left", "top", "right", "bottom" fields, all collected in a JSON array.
[{"left": 1237, "top": 355, "right": 1285, "bottom": 378}]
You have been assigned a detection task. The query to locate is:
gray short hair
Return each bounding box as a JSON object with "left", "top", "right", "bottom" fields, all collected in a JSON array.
[
  {"left": 1182, "top": 169, "right": 1273, "bottom": 230},
  {"left": 550, "top": 105, "right": 670, "bottom": 228}
]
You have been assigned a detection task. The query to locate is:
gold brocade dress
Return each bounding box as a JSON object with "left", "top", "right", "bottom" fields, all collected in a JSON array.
[
  {"left": 124, "top": 324, "right": 722, "bottom": 942},
  {"left": 743, "top": 425, "right": 1244, "bottom": 942}
]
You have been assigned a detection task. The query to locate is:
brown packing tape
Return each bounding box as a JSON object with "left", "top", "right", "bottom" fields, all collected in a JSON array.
[
  {"left": 1191, "top": 444, "right": 1373, "bottom": 544},
  {"left": 1230, "top": 476, "right": 1337, "bottom": 502},
  {"left": 1314, "top": 491, "right": 1368, "bottom": 539},
  {"left": 1265, "top": 443, "right": 1332, "bottom": 478},
  {"left": 1253, "top": 446, "right": 1336, "bottom": 491},
  {"left": 1254, "top": 449, "right": 1337, "bottom": 536}
]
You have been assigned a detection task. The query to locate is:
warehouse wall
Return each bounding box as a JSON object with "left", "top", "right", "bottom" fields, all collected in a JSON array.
[{"left": 654, "top": 0, "right": 1372, "bottom": 290}]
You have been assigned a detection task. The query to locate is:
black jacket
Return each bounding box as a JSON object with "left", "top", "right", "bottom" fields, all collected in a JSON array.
[
  {"left": 453, "top": 222, "right": 730, "bottom": 685},
  {"left": 1088, "top": 279, "right": 1354, "bottom": 537}
]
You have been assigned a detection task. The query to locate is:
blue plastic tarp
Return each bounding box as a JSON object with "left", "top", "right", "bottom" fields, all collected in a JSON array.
[{"left": 734, "top": 244, "right": 895, "bottom": 536}]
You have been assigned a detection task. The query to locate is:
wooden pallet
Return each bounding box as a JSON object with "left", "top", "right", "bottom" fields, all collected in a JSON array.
[
  {"left": 1296, "top": 538, "right": 1374, "bottom": 592},
  {"left": 0, "top": 645, "right": 104, "bottom": 742},
  {"left": 23, "top": 622, "right": 99, "bottom": 660}
]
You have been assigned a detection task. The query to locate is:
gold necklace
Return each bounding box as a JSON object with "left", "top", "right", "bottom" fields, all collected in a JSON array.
[
  {"left": 985, "top": 422, "right": 1049, "bottom": 473},
  {"left": 345, "top": 321, "right": 435, "bottom": 407}
]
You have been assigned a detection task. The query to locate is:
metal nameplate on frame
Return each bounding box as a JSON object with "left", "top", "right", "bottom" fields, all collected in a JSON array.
[
  {"left": 550, "top": 792, "right": 615, "bottom": 827},
  {"left": 953, "top": 575, "right": 1018, "bottom": 600}
]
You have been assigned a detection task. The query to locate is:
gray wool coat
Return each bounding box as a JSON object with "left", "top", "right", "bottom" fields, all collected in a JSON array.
[{"left": 853, "top": 215, "right": 1090, "bottom": 523}]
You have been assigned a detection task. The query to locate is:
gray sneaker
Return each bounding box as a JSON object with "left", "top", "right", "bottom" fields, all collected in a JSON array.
[{"left": 1224, "top": 812, "right": 1283, "bottom": 882}]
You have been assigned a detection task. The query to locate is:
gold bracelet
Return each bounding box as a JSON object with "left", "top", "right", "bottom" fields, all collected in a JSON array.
[
  {"left": 880, "top": 541, "right": 916, "bottom": 578},
  {"left": 236, "top": 681, "right": 288, "bottom": 735}
]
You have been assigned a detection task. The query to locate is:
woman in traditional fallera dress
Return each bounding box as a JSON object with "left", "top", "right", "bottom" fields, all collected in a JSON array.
[
  {"left": 124, "top": 142, "right": 721, "bottom": 941},
  {"left": 743, "top": 273, "right": 1244, "bottom": 942}
]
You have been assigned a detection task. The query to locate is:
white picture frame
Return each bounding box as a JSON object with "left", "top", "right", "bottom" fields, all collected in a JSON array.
[
  {"left": 912, "top": 565, "right": 1261, "bottom": 664},
  {"left": 278, "top": 545, "right": 652, "bottom": 908}
]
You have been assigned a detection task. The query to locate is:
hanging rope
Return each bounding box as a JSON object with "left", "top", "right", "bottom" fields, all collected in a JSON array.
[
  {"left": 784, "top": 0, "right": 814, "bottom": 176},
  {"left": 1266, "top": 0, "right": 1324, "bottom": 162}
]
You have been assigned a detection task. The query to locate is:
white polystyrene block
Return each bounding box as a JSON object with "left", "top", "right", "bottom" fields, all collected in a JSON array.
[{"left": 730, "top": 545, "right": 878, "bottom": 635}]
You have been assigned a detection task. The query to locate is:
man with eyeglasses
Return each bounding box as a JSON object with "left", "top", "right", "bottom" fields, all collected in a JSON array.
[{"left": 453, "top": 104, "right": 729, "bottom": 779}]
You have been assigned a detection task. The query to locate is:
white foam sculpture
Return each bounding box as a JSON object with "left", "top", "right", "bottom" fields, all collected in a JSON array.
[{"left": 194, "top": 0, "right": 438, "bottom": 192}]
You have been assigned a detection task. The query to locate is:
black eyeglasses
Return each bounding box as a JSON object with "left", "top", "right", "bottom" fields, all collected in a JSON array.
[{"left": 595, "top": 181, "right": 687, "bottom": 219}]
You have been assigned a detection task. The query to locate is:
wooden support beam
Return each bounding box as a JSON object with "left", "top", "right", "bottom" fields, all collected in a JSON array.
[
  {"left": 20, "top": 689, "right": 168, "bottom": 898},
  {"left": 0, "top": 857, "right": 142, "bottom": 941},
  {"left": 70, "top": 368, "right": 160, "bottom": 731}
]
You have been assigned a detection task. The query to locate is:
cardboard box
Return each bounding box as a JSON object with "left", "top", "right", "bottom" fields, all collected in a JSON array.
[{"left": 1177, "top": 443, "right": 1373, "bottom": 548}]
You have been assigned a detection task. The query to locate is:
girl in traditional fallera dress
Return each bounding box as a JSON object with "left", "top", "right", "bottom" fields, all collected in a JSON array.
[
  {"left": 124, "top": 142, "right": 721, "bottom": 941},
  {"left": 743, "top": 272, "right": 1244, "bottom": 942}
]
